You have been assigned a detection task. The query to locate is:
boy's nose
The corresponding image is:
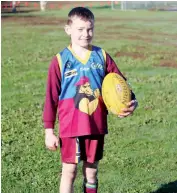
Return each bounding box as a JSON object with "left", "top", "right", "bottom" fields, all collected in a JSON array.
[{"left": 83, "top": 30, "right": 89, "bottom": 37}]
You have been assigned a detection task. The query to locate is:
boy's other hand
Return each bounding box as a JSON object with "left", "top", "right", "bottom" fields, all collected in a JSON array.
[
  {"left": 118, "top": 100, "right": 138, "bottom": 118},
  {"left": 45, "top": 129, "right": 59, "bottom": 151}
]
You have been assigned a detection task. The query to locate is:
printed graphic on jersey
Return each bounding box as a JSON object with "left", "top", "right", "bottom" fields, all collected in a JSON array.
[{"left": 73, "top": 76, "right": 100, "bottom": 115}]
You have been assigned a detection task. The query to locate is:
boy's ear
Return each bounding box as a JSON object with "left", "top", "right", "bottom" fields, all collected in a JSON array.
[{"left": 64, "top": 25, "right": 71, "bottom": 36}]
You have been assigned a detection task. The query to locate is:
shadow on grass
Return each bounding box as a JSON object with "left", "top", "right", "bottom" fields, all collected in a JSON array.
[{"left": 151, "top": 180, "right": 177, "bottom": 193}]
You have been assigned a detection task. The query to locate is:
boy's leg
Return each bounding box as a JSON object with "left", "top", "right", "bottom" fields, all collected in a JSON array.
[
  {"left": 80, "top": 135, "right": 104, "bottom": 193},
  {"left": 83, "top": 161, "right": 98, "bottom": 193},
  {"left": 59, "top": 137, "right": 80, "bottom": 193},
  {"left": 60, "top": 163, "right": 77, "bottom": 193}
]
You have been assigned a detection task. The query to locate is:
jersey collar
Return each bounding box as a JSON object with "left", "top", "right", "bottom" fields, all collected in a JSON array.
[{"left": 67, "top": 44, "right": 92, "bottom": 65}]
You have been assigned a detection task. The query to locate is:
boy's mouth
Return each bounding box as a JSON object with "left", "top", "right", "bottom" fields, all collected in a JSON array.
[{"left": 81, "top": 38, "right": 91, "bottom": 41}]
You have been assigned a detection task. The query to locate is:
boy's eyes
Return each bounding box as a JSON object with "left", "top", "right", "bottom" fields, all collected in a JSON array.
[{"left": 77, "top": 28, "right": 93, "bottom": 32}]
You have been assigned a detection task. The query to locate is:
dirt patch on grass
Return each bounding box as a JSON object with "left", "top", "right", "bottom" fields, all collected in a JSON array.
[
  {"left": 115, "top": 51, "right": 177, "bottom": 68},
  {"left": 135, "top": 46, "right": 147, "bottom": 51},
  {"left": 98, "top": 33, "right": 154, "bottom": 43},
  {"left": 127, "top": 35, "right": 153, "bottom": 42},
  {"left": 100, "top": 25, "right": 177, "bottom": 39},
  {"left": 99, "top": 33, "right": 177, "bottom": 47},
  {"left": 1, "top": 16, "right": 66, "bottom": 25},
  {"left": 139, "top": 31, "right": 177, "bottom": 39},
  {"left": 159, "top": 60, "right": 177, "bottom": 68},
  {"left": 115, "top": 51, "right": 145, "bottom": 59}
]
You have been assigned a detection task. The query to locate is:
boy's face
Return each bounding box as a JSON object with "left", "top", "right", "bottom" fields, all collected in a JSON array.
[{"left": 65, "top": 16, "right": 94, "bottom": 48}]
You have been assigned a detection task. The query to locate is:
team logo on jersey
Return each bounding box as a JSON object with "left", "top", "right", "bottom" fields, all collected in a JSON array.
[
  {"left": 66, "top": 61, "right": 72, "bottom": 69},
  {"left": 91, "top": 62, "right": 103, "bottom": 70},
  {"left": 73, "top": 76, "right": 100, "bottom": 115},
  {"left": 64, "top": 69, "right": 77, "bottom": 78}
]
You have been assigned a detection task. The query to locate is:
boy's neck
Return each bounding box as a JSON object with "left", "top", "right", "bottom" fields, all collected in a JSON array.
[{"left": 71, "top": 43, "right": 90, "bottom": 54}]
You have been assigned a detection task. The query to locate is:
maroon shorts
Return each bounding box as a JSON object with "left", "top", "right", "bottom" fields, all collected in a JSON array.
[{"left": 59, "top": 135, "right": 105, "bottom": 164}]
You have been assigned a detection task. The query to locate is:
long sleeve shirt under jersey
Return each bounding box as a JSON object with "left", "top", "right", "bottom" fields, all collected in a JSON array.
[{"left": 43, "top": 48, "right": 135, "bottom": 138}]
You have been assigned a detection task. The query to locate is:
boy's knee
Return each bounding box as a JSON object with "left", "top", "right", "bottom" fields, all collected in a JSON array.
[{"left": 62, "top": 163, "right": 77, "bottom": 180}]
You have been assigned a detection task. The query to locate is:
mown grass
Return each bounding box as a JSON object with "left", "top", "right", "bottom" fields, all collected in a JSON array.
[{"left": 2, "top": 8, "right": 177, "bottom": 193}]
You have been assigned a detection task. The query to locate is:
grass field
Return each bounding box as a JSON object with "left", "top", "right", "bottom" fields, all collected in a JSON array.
[{"left": 2, "top": 5, "right": 177, "bottom": 193}]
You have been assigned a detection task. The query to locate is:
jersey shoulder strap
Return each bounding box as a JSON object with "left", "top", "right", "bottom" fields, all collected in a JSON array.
[{"left": 56, "top": 53, "right": 62, "bottom": 73}]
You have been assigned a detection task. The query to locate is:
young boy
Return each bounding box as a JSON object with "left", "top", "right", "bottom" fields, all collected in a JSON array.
[{"left": 43, "top": 7, "right": 137, "bottom": 193}]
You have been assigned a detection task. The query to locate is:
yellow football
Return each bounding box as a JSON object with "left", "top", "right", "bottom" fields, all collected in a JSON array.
[{"left": 102, "top": 73, "right": 131, "bottom": 115}]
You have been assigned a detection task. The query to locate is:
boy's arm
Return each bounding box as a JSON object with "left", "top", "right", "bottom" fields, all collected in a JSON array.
[
  {"left": 105, "top": 52, "right": 126, "bottom": 80},
  {"left": 43, "top": 56, "right": 61, "bottom": 129},
  {"left": 105, "top": 52, "right": 136, "bottom": 100}
]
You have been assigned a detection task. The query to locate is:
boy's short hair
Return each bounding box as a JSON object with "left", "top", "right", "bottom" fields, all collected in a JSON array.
[{"left": 67, "top": 7, "right": 94, "bottom": 25}]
